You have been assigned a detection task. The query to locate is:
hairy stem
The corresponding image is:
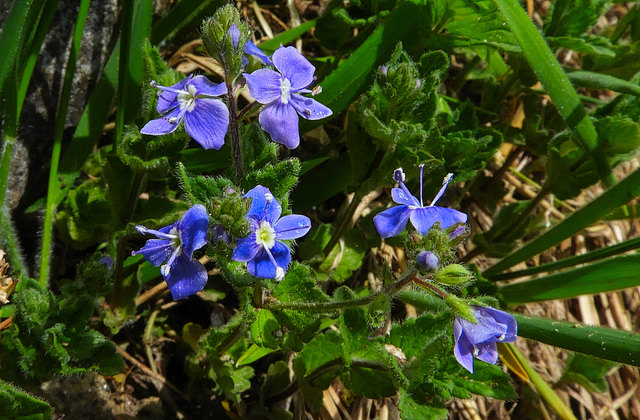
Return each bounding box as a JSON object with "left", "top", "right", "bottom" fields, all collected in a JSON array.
[
  {"left": 226, "top": 80, "right": 244, "bottom": 183},
  {"left": 264, "top": 271, "right": 414, "bottom": 313}
]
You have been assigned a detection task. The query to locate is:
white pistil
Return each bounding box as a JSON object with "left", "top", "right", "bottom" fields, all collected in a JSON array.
[
  {"left": 161, "top": 227, "right": 183, "bottom": 277},
  {"left": 255, "top": 221, "right": 276, "bottom": 249},
  {"left": 280, "top": 78, "right": 292, "bottom": 104},
  {"left": 177, "top": 84, "right": 198, "bottom": 112}
]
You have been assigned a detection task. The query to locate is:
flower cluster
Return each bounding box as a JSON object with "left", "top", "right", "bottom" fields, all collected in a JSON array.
[
  {"left": 141, "top": 39, "right": 332, "bottom": 151},
  {"left": 232, "top": 185, "right": 311, "bottom": 280},
  {"left": 133, "top": 205, "right": 209, "bottom": 300},
  {"left": 374, "top": 165, "right": 467, "bottom": 238},
  {"left": 453, "top": 306, "right": 517, "bottom": 373}
]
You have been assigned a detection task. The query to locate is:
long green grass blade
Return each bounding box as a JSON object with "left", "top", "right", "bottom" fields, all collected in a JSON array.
[
  {"left": 39, "top": 0, "right": 91, "bottom": 286},
  {"left": 484, "top": 167, "right": 640, "bottom": 277},
  {"left": 566, "top": 69, "right": 640, "bottom": 97},
  {"left": 499, "top": 255, "right": 640, "bottom": 304},
  {"left": 0, "top": 0, "right": 38, "bottom": 98},
  {"left": 506, "top": 343, "right": 577, "bottom": 420},
  {"left": 115, "top": 0, "right": 153, "bottom": 150},
  {"left": 514, "top": 314, "right": 640, "bottom": 367},
  {"left": 259, "top": 20, "right": 317, "bottom": 55},
  {"left": 493, "top": 0, "right": 615, "bottom": 187},
  {"left": 492, "top": 236, "right": 640, "bottom": 281}
]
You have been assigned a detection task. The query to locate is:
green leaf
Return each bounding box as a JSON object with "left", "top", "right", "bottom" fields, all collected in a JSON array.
[
  {"left": 499, "top": 255, "right": 640, "bottom": 303},
  {"left": 398, "top": 390, "right": 447, "bottom": 420},
  {"left": 559, "top": 353, "right": 617, "bottom": 393},
  {"left": 444, "top": 0, "right": 518, "bottom": 51},
  {"left": 515, "top": 314, "right": 640, "bottom": 367},
  {"left": 545, "top": 0, "right": 610, "bottom": 37},
  {"left": 242, "top": 158, "right": 301, "bottom": 207},
  {"left": 237, "top": 344, "right": 276, "bottom": 366},
  {"left": 260, "top": 360, "right": 291, "bottom": 402},
  {"left": 451, "top": 363, "right": 517, "bottom": 400},
  {"left": 293, "top": 330, "right": 344, "bottom": 411},
  {"left": 484, "top": 166, "right": 640, "bottom": 277},
  {"left": 0, "top": 379, "right": 53, "bottom": 420},
  {"left": 251, "top": 309, "right": 280, "bottom": 349}
]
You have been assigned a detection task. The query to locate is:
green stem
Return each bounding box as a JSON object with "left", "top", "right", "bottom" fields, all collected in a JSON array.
[
  {"left": 264, "top": 271, "right": 414, "bottom": 313},
  {"left": 144, "top": 309, "right": 160, "bottom": 374},
  {"left": 226, "top": 79, "right": 244, "bottom": 183},
  {"left": 216, "top": 322, "right": 245, "bottom": 356},
  {"left": 39, "top": 0, "right": 91, "bottom": 286},
  {"left": 322, "top": 190, "right": 363, "bottom": 258},
  {"left": 114, "top": 0, "right": 134, "bottom": 153},
  {"left": 507, "top": 343, "right": 578, "bottom": 420}
]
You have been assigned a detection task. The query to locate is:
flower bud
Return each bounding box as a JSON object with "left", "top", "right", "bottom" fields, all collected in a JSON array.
[
  {"left": 433, "top": 264, "right": 473, "bottom": 286},
  {"left": 416, "top": 251, "right": 438, "bottom": 271},
  {"left": 445, "top": 295, "right": 477, "bottom": 324}
]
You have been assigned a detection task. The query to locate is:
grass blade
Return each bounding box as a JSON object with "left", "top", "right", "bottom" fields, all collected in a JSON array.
[
  {"left": 115, "top": 0, "right": 153, "bottom": 150},
  {"left": 499, "top": 255, "right": 640, "bottom": 304},
  {"left": 39, "top": 0, "right": 91, "bottom": 286},
  {"left": 493, "top": 0, "right": 616, "bottom": 186},
  {"left": 151, "top": 0, "right": 222, "bottom": 45},
  {"left": 514, "top": 314, "right": 640, "bottom": 367},
  {"left": 492, "top": 236, "right": 640, "bottom": 281},
  {"left": 484, "top": 167, "right": 640, "bottom": 277},
  {"left": 503, "top": 343, "right": 577, "bottom": 420}
]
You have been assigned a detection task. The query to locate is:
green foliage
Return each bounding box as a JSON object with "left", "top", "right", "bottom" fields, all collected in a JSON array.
[
  {"left": 559, "top": 353, "right": 617, "bottom": 393},
  {"left": 0, "top": 379, "right": 53, "bottom": 420},
  {"left": 547, "top": 116, "right": 640, "bottom": 199},
  {"left": 298, "top": 223, "right": 368, "bottom": 283},
  {"left": 0, "top": 264, "right": 123, "bottom": 385},
  {"left": 242, "top": 158, "right": 301, "bottom": 209}
]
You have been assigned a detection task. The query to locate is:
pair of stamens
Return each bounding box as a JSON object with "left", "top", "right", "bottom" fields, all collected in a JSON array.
[{"left": 394, "top": 164, "right": 453, "bottom": 207}]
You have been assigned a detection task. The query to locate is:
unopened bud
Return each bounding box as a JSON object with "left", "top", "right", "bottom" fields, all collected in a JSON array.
[
  {"left": 449, "top": 225, "right": 466, "bottom": 240},
  {"left": 380, "top": 65, "right": 388, "bottom": 76},
  {"left": 445, "top": 295, "right": 477, "bottom": 324},
  {"left": 433, "top": 264, "right": 473, "bottom": 286},
  {"left": 416, "top": 251, "right": 438, "bottom": 271}
]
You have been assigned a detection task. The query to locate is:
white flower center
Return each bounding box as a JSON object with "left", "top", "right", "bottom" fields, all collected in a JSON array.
[
  {"left": 177, "top": 84, "right": 198, "bottom": 112},
  {"left": 280, "top": 78, "right": 292, "bottom": 104},
  {"left": 161, "top": 227, "right": 183, "bottom": 277},
  {"left": 255, "top": 221, "right": 276, "bottom": 249}
]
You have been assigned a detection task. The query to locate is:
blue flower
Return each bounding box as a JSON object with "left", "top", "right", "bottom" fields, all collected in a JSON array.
[
  {"left": 243, "top": 46, "right": 332, "bottom": 149},
  {"left": 141, "top": 75, "right": 230, "bottom": 150},
  {"left": 373, "top": 166, "right": 467, "bottom": 238},
  {"left": 453, "top": 306, "right": 517, "bottom": 373},
  {"left": 228, "top": 23, "right": 273, "bottom": 66},
  {"left": 132, "top": 204, "right": 209, "bottom": 300},
  {"left": 232, "top": 185, "right": 311, "bottom": 280}
]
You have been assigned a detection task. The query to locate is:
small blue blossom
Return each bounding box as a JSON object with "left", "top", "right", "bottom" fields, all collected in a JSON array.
[
  {"left": 454, "top": 306, "right": 517, "bottom": 373},
  {"left": 132, "top": 204, "right": 209, "bottom": 300},
  {"left": 243, "top": 46, "right": 332, "bottom": 149},
  {"left": 232, "top": 185, "right": 311, "bottom": 280},
  {"left": 228, "top": 23, "right": 273, "bottom": 66},
  {"left": 141, "top": 75, "right": 230, "bottom": 150},
  {"left": 373, "top": 165, "right": 467, "bottom": 238}
]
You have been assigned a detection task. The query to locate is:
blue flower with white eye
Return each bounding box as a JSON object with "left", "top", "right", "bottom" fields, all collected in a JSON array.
[
  {"left": 232, "top": 185, "right": 311, "bottom": 280},
  {"left": 141, "top": 75, "right": 229, "bottom": 150},
  {"left": 132, "top": 204, "right": 209, "bottom": 300},
  {"left": 243, "top": 46, "right": 332, "bottom": 149},
  {"left": 454, "top": 306, "right": 517, "bottom": 373},
  {"left": 373, "top": 166, "right": 467, "bottom": 238}
]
